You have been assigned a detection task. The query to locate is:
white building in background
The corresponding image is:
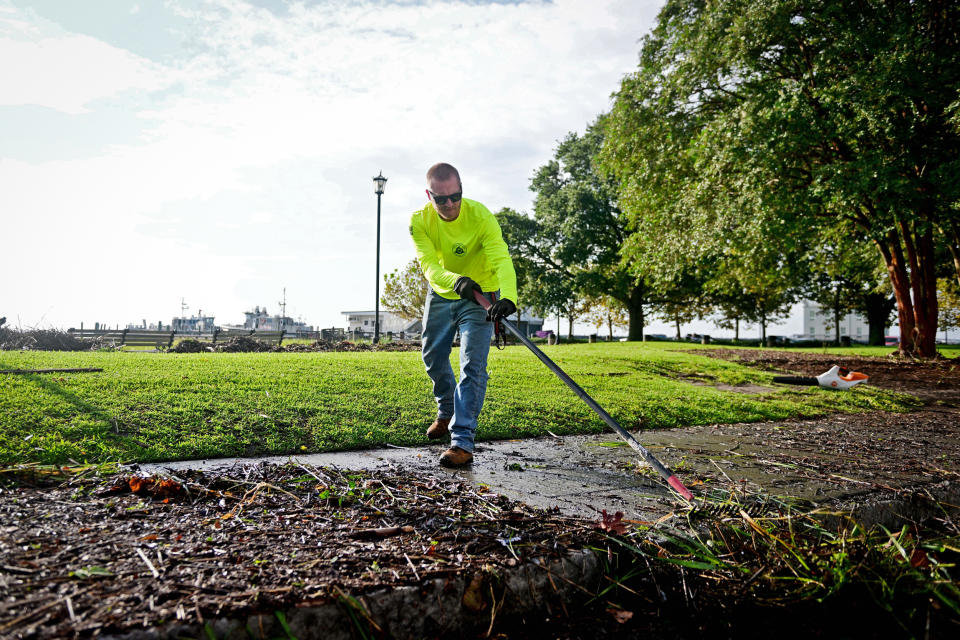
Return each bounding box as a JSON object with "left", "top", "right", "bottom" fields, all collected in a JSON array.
[
  {"left": 342, "top": 310, "right": 418, "bottom": 334},
  {"left": 802, "top": 300, "right": 871, "bottom": 342}
]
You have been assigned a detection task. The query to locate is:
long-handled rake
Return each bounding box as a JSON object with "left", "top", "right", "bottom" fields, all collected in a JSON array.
[{"left": 474, "top": 291, "right": 694, "bottom": 501}]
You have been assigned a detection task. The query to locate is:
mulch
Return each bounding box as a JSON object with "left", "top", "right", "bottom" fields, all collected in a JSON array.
[
  {"left": 0, "top": 463, "right": 609, "bottom": 639},
  {"left": 691, "top": 348, "right": 960, "bottom": 404}
]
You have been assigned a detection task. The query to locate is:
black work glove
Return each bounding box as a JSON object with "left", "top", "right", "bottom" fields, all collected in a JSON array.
[
  {"left": 453, "top": 276, "right": 482, "bottom": 300},
  {"left": 486, "top": 298, "right": 517, "bottom": 322}
]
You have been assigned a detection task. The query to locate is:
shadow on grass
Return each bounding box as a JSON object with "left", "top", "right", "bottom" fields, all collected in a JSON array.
[{"left": 0, "top": 358, "right": 142, "bottom": 458}]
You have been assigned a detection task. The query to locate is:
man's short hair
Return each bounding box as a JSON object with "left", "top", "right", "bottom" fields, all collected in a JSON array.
[{"left": 426, "top": 163, "right": 461, "bottom": 185}]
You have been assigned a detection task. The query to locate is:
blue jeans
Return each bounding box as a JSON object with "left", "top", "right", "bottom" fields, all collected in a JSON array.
[{"left": 421, "top": 291, "right": 495, "bottom": 453}]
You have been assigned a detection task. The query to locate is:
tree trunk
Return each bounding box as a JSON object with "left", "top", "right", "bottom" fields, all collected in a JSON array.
[
  {"left": 735, "top": 317, "right": 739, "bottom": 341},
  {"left": 911, "top": 225, "right": 939, "bottom": 356},
  {"left": 833, "top": 288, "right": 842, "bottom": 345},
  {"left": 626, "top": 283, "right": 645, "bottom": 341},
  {"left": 567, "top": 315, "right": 574, "bottom": 340},
  {"left": 674, "top": 314, "right": 681, "bottom": 340},
  {"left": 876, "top": 231, "right": 915, "bottom": 352},
  {"left": 874, "top": 223, "right": 938, "bottom": 358},
  {"left": 864, "top": 293, "right": 895, "bottom": 346},
  {"left": 607, "top": 316, "right": 613, "bottom": 340}
]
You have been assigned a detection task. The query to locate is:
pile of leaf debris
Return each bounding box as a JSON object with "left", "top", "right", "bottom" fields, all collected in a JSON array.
[
  {"left": 0, "top": 327, "right": 89, "bottom": 352},
  {"left": 168, "top": 339, "right": 421, "bottom": 354},
  {"left": 0, "top": 462, "right": 608, "bottom": 638}
]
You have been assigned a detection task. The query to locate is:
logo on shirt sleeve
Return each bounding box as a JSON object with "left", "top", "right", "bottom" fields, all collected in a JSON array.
[{"left": 453, "top": 242, "right": 466, "bottom": 256}]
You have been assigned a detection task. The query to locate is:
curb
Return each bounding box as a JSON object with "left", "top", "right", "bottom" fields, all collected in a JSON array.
[{"left": 104, "top": 550, "right": 602, "bottom": 639}]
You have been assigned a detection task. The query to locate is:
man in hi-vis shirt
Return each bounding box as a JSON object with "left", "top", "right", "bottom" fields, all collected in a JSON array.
[{"left": 409, "top": 163, "right": 518, "bottom": 467}]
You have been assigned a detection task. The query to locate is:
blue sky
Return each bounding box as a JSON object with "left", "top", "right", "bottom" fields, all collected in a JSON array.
[{"left": 1, "top": 0, "right": 803, "bottom": 337}]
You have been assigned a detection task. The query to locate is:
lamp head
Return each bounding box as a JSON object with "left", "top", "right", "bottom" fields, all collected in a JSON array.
[{"left": 373, "top": 171, "right": 387, "bottom": 195}]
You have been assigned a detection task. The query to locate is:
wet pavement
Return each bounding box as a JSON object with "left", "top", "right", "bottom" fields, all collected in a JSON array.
[{"left": 142, "top": 405, "right": 960, "bottom": 526}]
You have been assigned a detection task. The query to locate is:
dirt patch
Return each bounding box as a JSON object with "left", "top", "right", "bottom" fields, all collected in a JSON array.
[
  {"left": 691, "top": 348, "right": 960, "bottom": 405},
  {"left": 713, "top": 382, "right": 775, "bottom": 393}
]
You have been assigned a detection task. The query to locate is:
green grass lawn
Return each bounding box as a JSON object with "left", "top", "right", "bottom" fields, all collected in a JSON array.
[{"left": 0, "top": 343, "right": 919, "bottom": 465}]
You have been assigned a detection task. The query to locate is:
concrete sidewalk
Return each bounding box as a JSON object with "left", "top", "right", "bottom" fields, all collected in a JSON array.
[{"left": 143, "top": 406, "right": 960, "bottom": 527}]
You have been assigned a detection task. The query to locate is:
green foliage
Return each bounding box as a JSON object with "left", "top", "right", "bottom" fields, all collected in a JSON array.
[
  {"left": 654, "top": 264, "right": 713, "bottom": 339},
  {"left": 381, "top": 258, "right": 429, "bottom": 321},
  {"left": 0, "top": 346, "right": 915, "bottom": 466},
  {"left": 582, "top": 294, "right": 629, "bottom": 340},
  {"left": 273, "top": 611, "right": 298, "bottom": 640},
  {"left": 495, "top": 206, "right": 574, "bottom": 321},
  {"left": 602, "top": 0, "right": 960, "bottom": 357},
  {"left": 938, "top": 278, "right": 960, "bottom": 334},
  {"left": 499, "top": 119, "right": 654, "bottom": 340},
  {"left": 803, "top": 229, "right": 894, "bottom": 345}
]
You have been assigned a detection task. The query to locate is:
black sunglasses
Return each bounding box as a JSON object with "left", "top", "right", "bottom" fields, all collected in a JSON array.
[{"left": 429, "top": 190, "right": 462, "bottom": 205}]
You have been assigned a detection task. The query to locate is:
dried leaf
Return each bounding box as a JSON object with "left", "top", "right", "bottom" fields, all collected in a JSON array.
[
  {"left": 461, "top": 574, "right": 488, "bottom": 612},
  {"left": 607, "top": 608, "right": 634, "bottom": 624},
  {"left": 126, "top": 476, "right": 183, "bottom": 500},
  {"left": 595, "top": 509, "right": 627, "bottom": 535},
  {"left": 909, "top": 548, "right": 929, "bottom": 569},
  {"left": 154, "top": 478, "right": 183, "bottom": 499}
]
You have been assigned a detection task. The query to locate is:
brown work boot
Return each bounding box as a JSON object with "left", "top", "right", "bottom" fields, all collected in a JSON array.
[
  {"left": 439, "top": 446, "right": 473, "bottom": 467},
  {"left": 426, "top": 417, "right": 450, "bottom": 440}
]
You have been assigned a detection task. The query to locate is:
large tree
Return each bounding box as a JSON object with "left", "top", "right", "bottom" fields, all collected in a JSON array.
[
  {"left": 495, "top": 207, "right": 582, "bottom": 338},
  {"left": 604, "top": 0, "right": 960, "bottom": 357},
  {"left": 503, "top": 119, "right": 654, "bottom": 340}
]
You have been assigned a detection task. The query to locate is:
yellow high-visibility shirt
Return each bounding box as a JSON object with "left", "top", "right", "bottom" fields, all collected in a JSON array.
[{"left": 409, "top": 198, "right": 518, "bottom": 303}]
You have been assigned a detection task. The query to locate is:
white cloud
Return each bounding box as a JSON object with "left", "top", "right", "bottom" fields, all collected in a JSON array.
[
  {"left": 3, "top": 0, "right": 668, "bottom": 330},
  {"left": 139, "top": 0, "right": 653, "bottom": 162},
  {"left": 0, "top": 9, "right": 170, "bottom": 114}
]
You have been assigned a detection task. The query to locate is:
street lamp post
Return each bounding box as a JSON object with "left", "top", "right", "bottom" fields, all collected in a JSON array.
[{"left": 372, "top": 171, "right": 387, "bottom": 344}]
